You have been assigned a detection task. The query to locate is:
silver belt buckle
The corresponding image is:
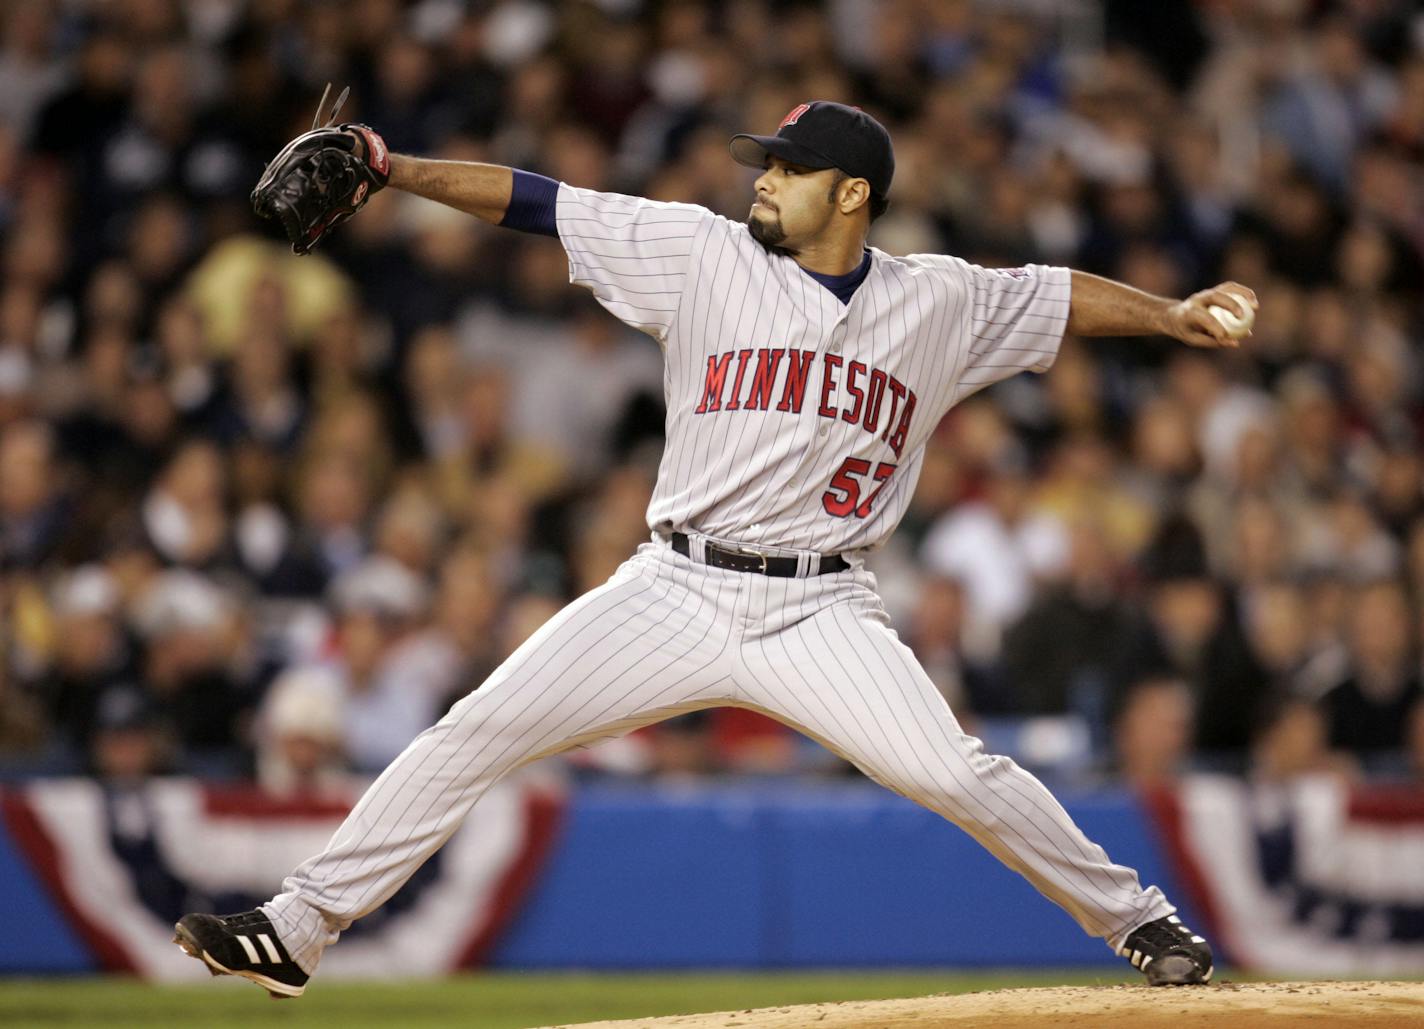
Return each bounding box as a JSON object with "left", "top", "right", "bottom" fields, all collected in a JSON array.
[{"left": 731, "top": 543, "right": 769, "bottom": 574}]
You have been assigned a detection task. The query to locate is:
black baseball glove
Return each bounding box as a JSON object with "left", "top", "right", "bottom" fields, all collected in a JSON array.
[{"left": 251, "top": 85, "right": 391, "bottom": 255}]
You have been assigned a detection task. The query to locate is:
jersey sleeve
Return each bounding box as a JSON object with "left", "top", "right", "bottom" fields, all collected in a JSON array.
[
  {"left": 947, "top": 259, "right": 1071, "bottom": 395},
  {"left": 555, "top": 183, "right": 714, "bottom": 341}
]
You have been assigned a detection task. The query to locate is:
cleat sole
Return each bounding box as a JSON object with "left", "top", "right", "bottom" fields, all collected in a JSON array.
[{"left": 1145, "top": 953, "right": 1212, "bottom": 986}]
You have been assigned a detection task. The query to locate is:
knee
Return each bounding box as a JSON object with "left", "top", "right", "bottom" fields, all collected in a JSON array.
[
  {"left": 900, "top": 751, "right": 1016, "bottom": 825},
  {"left": 435, "top": 688, "right": 538, "bottom": 750}
]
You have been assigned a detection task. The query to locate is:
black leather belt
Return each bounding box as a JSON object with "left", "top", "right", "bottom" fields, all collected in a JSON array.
[{"left": 671, "top": 532, "right": 849, "bottom": 577}]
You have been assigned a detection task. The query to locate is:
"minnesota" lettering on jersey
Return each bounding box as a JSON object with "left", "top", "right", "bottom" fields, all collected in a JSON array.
[{"left": 693, "top": 348, "right": 917, "bottom": 457}]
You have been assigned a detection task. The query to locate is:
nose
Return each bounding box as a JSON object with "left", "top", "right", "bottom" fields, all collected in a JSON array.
[{"left": 754, "top": 168, "right": 774, "bottom": 196}]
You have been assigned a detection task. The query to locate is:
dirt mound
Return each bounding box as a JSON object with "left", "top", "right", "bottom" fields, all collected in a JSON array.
[{"left": 546, "top": 980, "right": 1424, "bottom": 1028}]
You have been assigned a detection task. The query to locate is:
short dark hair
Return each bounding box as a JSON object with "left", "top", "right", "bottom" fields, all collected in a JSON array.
[{"left": 828, "top": 169, "right": 889, "bottom": 223}]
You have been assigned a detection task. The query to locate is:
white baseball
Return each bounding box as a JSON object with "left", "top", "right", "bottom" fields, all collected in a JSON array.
[{"left": 1206, "top": 295, "right": 1255, "bottom": 339}]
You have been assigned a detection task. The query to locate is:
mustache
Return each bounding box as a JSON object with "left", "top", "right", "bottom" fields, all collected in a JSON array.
[{"left": 755, "top": 196, "right": 778, "bottom": 212}]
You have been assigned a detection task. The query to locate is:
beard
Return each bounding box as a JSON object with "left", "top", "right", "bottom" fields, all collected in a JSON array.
[{"left": 747, "top": 208, "right": 797, "bottom": 256}]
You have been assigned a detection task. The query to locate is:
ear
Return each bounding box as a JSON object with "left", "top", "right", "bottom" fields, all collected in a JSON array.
[{"left": 838, "top": 177, "right": 871, "bottom": 216}]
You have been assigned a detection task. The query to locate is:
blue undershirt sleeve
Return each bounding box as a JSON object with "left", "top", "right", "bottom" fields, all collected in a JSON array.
[{"left": 498, "top": 170, "right": 560, "bottom": 238}]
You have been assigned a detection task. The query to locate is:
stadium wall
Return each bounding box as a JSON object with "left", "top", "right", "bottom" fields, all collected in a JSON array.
[
  {"left": 2, "top": 779, "right": 1185, "bottom": 975},
  {"left": 7, "top": 776, "right": 1424, "bottom": 976}
]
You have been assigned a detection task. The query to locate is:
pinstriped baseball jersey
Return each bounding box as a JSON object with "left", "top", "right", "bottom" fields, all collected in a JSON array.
[{"left": 556, "top": 184, "right": 1069, "bottom": 555}]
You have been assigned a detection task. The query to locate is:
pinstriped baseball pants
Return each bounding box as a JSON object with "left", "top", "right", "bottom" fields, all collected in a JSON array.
[{"left": 264, "top": 540, "right": 1173, "bottom": 973}]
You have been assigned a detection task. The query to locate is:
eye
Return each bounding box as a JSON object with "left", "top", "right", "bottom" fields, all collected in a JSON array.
[{"left": 783, "top": 166, "right": 798, "bottom": 176}]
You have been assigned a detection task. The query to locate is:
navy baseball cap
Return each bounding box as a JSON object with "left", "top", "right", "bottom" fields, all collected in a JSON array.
[{"left": 730, "top": 101, "right": 894, "bottom": 200}]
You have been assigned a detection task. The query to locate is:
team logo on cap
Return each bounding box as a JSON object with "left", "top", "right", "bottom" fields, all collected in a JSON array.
[{"left": 779, "top": 103, "right": 811, "bottom": 129}]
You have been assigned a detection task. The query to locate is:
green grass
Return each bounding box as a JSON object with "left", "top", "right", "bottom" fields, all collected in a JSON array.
[{"left": 0, "top": 969, "right": 1141, "bottom": 1028}]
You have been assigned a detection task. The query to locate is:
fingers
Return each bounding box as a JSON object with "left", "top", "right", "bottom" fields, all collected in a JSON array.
[
  {"left": 1219, "top": 281, "right": 1258, "bottom": 307},
  {"left": 1182, "top": 307, "right": 1238, "bottom": 348},
  {"left": 1202, "top": 282, "right": 1258, "bottom": 318},
  {"left": 1200, "top": 290, "right": 1247, "bottom": 319}
]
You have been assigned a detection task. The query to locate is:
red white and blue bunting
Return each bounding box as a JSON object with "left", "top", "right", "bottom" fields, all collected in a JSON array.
[
  {"left": 1147, "top": 774, "right": 1424, "bottom": 975},
  {"left": 0, "top": 773, "right": 564, "bottom": 981}
]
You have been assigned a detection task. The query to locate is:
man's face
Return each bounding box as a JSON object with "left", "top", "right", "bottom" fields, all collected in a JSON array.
[{"left": 747, "top": 156, "right": 841, "bottom": 254}]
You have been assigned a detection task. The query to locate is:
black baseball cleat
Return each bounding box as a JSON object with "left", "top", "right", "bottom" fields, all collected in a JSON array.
[
  {"left": 173, "top": 910, "right": 309, "bottom": 999},
  {"left": 1118, "top": 914, "right": 1214, "bottom": 986}
]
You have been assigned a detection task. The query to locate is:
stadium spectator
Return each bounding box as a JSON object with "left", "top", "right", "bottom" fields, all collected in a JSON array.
[
  {"left": 430, "top": 542, "right": 504, "bottom": 684},
  {"left": 0, "top": 419, "right": 69, "bottom": 569},
  {"left": 1113, "top": 521, "right": 1220, "bottom": 695},
  {"left": 130, "top": 570, "right": 249, "bottom": 755},
  {"left": 1110, "top": 675, "right": 1195, "bottom": 789},
  {"left": 87, "top": 681, "right": 175, "bottom": 782},
  {"left": 903, "top": 573, "right": 976, "bottom": 713},
  {"left": 0, "top": 1, "right": 66, "bottom": 144},
  {"left": 1319, "top": 579, "right": 1424, "bottom": 759},
  {"left": 1236, "top": 580, "right": 1316, "bottom": 700},
  {"left": 318, "top": 556, "right": 457, "bottom": 772},
  {"left": 1002, "top": 520, "right": 1130, "bottom": 718},
  {"left": 140, "top": 439, "right": 232, "bottom": 570},
  {"left": 0, "top": 641, "right": 46, "bottom": 759},
  {"left": 33, "top": 564, "right": 134, "bottom": 753},
  {"left": 1248, "top": 695, "right": 1357, "bottom": 785},
  {"left": 920, "top": 445, "right": 1069, "bottom": 661},
  {"left": 372, "top": 486, "right": 447, "bottom": 579},
  {"left": 255, "top": 666, "right": 349, "bottom": 797}
]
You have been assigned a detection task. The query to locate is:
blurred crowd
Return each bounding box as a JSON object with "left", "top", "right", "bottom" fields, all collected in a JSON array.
[{"left": 1, "top": 0, "right": 1423, "bottom": 794}]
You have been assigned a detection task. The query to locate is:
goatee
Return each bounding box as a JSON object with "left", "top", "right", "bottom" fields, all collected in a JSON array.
[{"left": 748, "top": 213, "right": 797, "bottom": 256}]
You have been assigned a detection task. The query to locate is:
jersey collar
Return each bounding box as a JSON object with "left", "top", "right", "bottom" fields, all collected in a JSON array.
[
  {"left": 774, "top": 245, "right": 883, "bottom": 331},
  {"left": 801, "top": 249, "right": 872, "bottom": 304}
]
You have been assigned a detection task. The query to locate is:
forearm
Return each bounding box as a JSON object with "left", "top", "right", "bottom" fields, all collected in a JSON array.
[
  {"left": 388, "top": 154, "right": 513, "bottom": 224},
  {"left": 1065, "top": 270, "right": 1173, "bottom": 337}
]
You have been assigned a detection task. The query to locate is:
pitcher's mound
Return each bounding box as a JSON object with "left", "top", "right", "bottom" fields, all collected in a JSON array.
[{"left": 547, "top": 980, "right": 1424, "bottom": 1029}]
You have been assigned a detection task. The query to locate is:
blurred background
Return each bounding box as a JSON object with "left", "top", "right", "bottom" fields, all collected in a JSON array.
[{"left": 2, "top": 0, "right": 1424, "bottom": 986}]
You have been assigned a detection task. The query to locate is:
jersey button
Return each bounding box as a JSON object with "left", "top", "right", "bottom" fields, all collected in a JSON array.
[{"left": 819, "top": 426, "right": 829, "bottom": 436}]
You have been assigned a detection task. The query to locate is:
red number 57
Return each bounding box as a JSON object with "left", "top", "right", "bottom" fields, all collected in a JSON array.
[{"left": 822, "top": 458, "right": 897, "bottom": 519}]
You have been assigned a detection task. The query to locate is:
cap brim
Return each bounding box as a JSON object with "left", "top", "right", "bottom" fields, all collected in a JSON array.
[{"left": 729, "top": 133, "right": 836, "bottom": 172}]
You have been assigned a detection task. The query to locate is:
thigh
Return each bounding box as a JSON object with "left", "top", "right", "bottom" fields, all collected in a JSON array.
[
  {"left": 442, "top": 546, "right": 742, "bottom": 766},
  {"left": 740, "top": 577, "right": 1074, "bottom": 831},
  {"left": 738, "top": 580, "right": 969, "bottom": 801}
]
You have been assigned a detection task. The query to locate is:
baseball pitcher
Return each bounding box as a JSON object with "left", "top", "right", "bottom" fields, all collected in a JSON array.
[{"left": 176, "top": 98, "right": 1252, "bottom": 996}]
